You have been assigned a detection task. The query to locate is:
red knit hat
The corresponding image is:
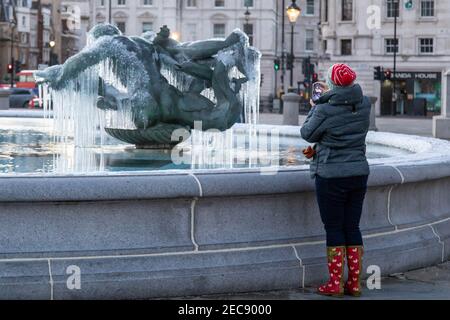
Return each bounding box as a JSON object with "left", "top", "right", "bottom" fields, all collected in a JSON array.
[{"left": 328, "top": 63, "right": 357, "bottom": 87}]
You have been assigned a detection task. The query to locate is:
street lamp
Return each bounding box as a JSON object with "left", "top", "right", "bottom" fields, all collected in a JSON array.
[
  {"left": 244, "top": 4, "right": 251, "bottom": 45},
  {"left": 49, "top": 40, "right": 56, "bottom": 66},
  {"left": 286, "top": 0, "right": 301, "bottom": 89},
  {"left": 10, "top": 17, "right": 17, "bottom": 88},
  {"left": 170, "top": 31, "right": 181, "bottom": 42},
  {"left": 109, "top": 0, "right": 112, "bottom": 24}
]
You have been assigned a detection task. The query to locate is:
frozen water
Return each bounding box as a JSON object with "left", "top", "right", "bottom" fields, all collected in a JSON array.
[{"left": 0, "top": 121, "right": 423, "bottom": 175}]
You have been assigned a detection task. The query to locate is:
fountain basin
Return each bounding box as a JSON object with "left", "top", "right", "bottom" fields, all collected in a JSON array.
[{"left": 0, "top": 123, "right": 450, "bottom": 299}]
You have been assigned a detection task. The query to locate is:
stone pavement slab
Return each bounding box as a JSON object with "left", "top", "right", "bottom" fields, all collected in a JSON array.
[
  {"left": 259, "top": 113, "right": 434, "bottom": 138},
  {"left": 178, "top": 262, "right": 450, "bottom": 300}
]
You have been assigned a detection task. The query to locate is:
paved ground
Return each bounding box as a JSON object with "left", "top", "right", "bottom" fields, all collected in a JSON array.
[
  {"left": 181, "top": 262, "right": 450, "bottom": 300},
  {"left": 260, "top": 113, "right": 434, "bottom": 137}
]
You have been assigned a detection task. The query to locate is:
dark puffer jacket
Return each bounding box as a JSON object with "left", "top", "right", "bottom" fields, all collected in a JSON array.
[{"left": 300, "top": 84, "right": 371, "bottom": 179}]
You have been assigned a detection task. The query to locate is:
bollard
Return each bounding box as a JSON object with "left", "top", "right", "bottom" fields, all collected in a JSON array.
[
  {"left": 369, "top": 96, "right": 378, "bottom": 131},
  {"left": 272, "top": 98, "right": 280, "bottom": 113},
  {"left": 433, "top": 70, "right": 450, "bottom": 139},
  {"left": 0, "top": 89, "right": 11, "bottom": 110},
  {"left": 282, "top": 92, "right": 301, "bottom": 126}
]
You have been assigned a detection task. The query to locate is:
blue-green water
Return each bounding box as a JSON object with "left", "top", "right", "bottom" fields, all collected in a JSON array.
[{"left": 0, "top": 127, "right": 413, "bottom": 175}]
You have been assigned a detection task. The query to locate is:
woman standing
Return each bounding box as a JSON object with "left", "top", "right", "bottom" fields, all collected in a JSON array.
[{"left": 301, "top": 64, "right": 371, "bottom": 297}]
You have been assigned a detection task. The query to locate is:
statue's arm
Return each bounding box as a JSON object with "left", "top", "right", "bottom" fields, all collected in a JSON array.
[
  {"left": 159, "top": 52, "right": 182, "bottom": 69},
  {"left": 174, "top": 32, "right": 242, "bottom": 60},
  {"left": 35, "top": 44, "right": 107, "bottom": 88},
  {"left": 58, "top": 48, "right": 106, "bottom": 85}
]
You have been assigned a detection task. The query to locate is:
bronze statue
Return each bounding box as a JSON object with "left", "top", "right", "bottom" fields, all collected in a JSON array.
[{"left": 36, "top": 24, "right": 260, "bottom": 148}]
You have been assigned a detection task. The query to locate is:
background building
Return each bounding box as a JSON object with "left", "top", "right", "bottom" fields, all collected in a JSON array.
[
  {"left": 4, "top": 0, "right": 446, "bottom": 119},
  {"left": 0, "top": 0, "right": 18, "bottom": 83},
  {"left": 319, "top": 0, "right": 449, "bottom": 117},
  {"left": 61, "top": 0, "right": 92, "bottom": 62},
  {"left": 0, "top": 0, "right": 94, "bottom": 84},
  {"left": 0, "top": 0, "right": 65, "bottom": 83}
]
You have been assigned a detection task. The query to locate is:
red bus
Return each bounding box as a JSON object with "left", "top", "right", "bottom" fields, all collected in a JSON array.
[{"left": 16, "top": 70, "right": 38, "bottom": 89}]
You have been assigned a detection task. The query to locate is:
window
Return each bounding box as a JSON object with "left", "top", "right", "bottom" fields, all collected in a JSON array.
[
  {"left": 306, "top": 0, "right": 314, "bottom": 15},
  {"left": 305, "top": 30, "right": 314, "bottom": 51},
  {"left": 143, "top": 0, "right": 153, "bottom": 5},
  {"left": 20, "top": 32, "right": 28, "bottom": 44},
  {"left": 385, "top": 38, "right": 399, "bottom": 54},
  {"left": 117, "top": 0, "right": 126, "bottom": 5},
  {"left": 243, "top": 23, "right": 253, "bottom": 46},
  {"left": 115, "top": 22, "right": 126, "bottom": 33},
  {"left": 419, "top": 38, "right": 434, "bottom": 54},
  {"left": 323, "top": 40, "right": 328, "bottom": 51},
  {"left": 186, "top": 0, "right": 197, "bottom": 8},
  {"left": 341, "top": 0, "right": 353, "bottom": 21},
  {"left": 215, "top": 0, "right": 225, "bottom": 7},
  {"left": 98, "top": 0, "right": 105, "bottom": 6},
  {"left": 421, "top": 0, "right": 435, "bottom": 17},
  {"left": 244, "top": 0, "right": 253, "bottom": 7},
  {"left": 341, "top": 39, "right": 352, "bottom": 55},
  {"left": 323, "top": 0, "right": 328, "bottom": 22},
  {"left": 213, "top": 23, "right": 226, "bottom": 38},
  {"left": 386, "top": 0, "right": 399, "bottom": 18},
  {"left": 142, "top": 22, "right": 153, "bottom": 33}
]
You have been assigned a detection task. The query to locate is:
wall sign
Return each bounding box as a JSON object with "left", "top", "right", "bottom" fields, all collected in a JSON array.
[{"left": 394, "top": 72, "right": 441, "bottom": 80}]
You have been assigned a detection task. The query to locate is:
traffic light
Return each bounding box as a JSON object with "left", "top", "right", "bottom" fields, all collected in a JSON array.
[
  {"left": 274, "top": 58, "right": 280, "bottom": 71},
  {"left": 7, "top": 63, "right": 13, "bottom": 74},
  {"left": 384, "top": 69, "right": 393, "bottom": 80},
  {"left": 312, "top": 73, "right": 319, "bottom": 82},
  {"left": 309, "top": 63, "right": 316, "bottom": 78},
  {"left": 286, "top": 53, "right": 294, "bottom": 70},
  {"left": 302, "top": 57, "right": 311, "bottom": 76},
  {"left": 15, "top": 60, "right": 21, "bottom": 74},
  {"left": 374, "top": 66, "right": 383, "bottom": 80}
]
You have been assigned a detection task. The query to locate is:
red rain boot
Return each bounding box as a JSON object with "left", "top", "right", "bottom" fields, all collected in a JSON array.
[
  {"left": 317, "top": 246, "right": 345, "bottom": 297},
  {"left": 345, "top": 246, "right": 364, "bottom": 297}
]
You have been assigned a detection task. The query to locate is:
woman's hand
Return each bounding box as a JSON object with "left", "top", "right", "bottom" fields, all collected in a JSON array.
[
  {"left": 310, "top": 82, "right": 329, "bottom": 108},
  {"left": 302, "top": 146, "right": 316, "bottom": 159}
]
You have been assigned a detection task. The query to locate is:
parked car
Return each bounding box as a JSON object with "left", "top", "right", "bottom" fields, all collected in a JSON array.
[
  {"left": 28, "top": 96, "right": 43, "bottom": 109},
  {"left": 9, "top": 88, "right": 37, "bottom": 109}
]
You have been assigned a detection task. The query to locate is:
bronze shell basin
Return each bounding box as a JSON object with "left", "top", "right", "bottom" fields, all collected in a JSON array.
[{"left": 105, "top": 123, "right": 189, "bottom": 149}]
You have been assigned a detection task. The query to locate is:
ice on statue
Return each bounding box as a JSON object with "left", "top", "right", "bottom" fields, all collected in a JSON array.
[{"left": 35, "top": 24, "right": 261, "bottom": 149}]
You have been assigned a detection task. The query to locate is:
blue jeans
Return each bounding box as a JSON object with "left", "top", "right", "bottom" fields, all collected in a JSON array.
[{"left": 315, "top": 175, "right": 369, "bottom": 247}]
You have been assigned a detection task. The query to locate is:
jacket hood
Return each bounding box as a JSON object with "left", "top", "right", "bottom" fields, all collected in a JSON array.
[{"left": 318, "top": 83, "right": 364, "bottom": 106}]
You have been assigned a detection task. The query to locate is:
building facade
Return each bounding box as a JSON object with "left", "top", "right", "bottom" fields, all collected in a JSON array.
[
  {"left": 0, "top": 0, "right": 18, "bottom": 83},
  {"left": 60, "top": 0, "right": 92, "bottom": 63},
  {"left": 90, "top": 0, "right": 321, "bottom": 102},
  {"left": 319, "top": 0, "right": 450, "bottom": 117},
  {"left": 0, "top": 0, "right": 63, "bottom": 83}
]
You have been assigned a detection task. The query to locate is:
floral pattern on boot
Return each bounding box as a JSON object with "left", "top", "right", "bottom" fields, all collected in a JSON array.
[
  {"left": 345, "top": 246, "right": 363, "bottom": 297},
  {"left": 317, "top": 246, "right": 346, "bottom": 297}
]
